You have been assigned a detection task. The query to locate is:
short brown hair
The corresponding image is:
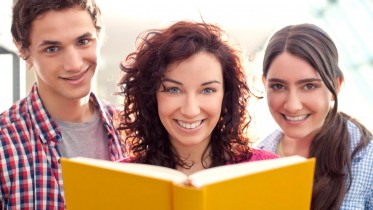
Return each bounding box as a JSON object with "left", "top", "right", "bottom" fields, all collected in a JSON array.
[{"left": 11, "top": 0, "right": 102, "bottom": 51}]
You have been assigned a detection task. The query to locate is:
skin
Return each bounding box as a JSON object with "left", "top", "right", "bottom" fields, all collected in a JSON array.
[
  {"left": 17, "top": 7, "right": 100, "bottom": 122},
  {"left": 156, "top": 51, "right": 224, "bottom": 174},
  {"left": 262, "top": 52, "right": 338, "bottom": 157}
]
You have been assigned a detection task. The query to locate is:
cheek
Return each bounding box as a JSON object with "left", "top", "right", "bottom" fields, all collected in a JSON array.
[
  {"left": 204, "top": 94, "right": 224, "bottom": 118},
  {"left": 156, "top": 95, "right": 177, "bottom": 119},
  {"left": 29, "top": 53, "right": 47, "bottom": 68},
  {"left": 210, "top": 103, "right": 222, "bottom": 118},
  {"left": 266, "top": 93, "right": 282, "bottom": 111},
  {"left": 308, "top": 88, "right": 333, "bottom": 107},
  {"left": 315, "top": 93, "right": 333, "bottom": 116},
  {"left": 85, "top": 49, "right": 98, "bottom": 63},
  {"left": 30, "top": 57, "right": 54, "bottom": 78}
]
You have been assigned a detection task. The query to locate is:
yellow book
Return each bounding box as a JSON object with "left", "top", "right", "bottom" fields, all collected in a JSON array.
[{"left": 61, "top": 156, "right": 315, "bottom": 210}]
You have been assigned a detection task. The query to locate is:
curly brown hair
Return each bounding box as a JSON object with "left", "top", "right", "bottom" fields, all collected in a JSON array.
[{"left": 118, "top": 21, "right": 254, "bottom": 169}]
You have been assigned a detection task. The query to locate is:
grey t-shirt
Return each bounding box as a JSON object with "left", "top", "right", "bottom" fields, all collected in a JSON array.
[{"left": 55, "top": 110, "right": 110, "bottom": 160}]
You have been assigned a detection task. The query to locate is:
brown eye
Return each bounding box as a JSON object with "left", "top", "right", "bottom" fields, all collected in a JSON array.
[
  {"left": 305, "top": 84, "right": 317, "bottom": 89},
  {"left": 270, "top": 84, "right": 283, "bottom": 90},
  {"left": 77, "top": 39, "right": 89, "bottom": 46}
]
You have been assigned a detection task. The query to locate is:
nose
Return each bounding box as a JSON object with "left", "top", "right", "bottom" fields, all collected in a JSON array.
[
  {"left": 63, "top": 47, "right": 83, "bottom": 72},
  {"left": 284, "top": 90, "right": 303, "bottom": 113},
  {"left": 180, "top": 94, "right": 200, "bottom": 118}
]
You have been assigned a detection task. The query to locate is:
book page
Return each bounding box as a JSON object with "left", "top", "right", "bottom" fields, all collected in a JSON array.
[
  {"left": 188, "top": 155, "right": 307, "bottom": 188},
  {"left": 67, "top": 157, "right": 188, "bottom": 183}
]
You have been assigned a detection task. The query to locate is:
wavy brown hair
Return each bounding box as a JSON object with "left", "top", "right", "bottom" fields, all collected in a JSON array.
[
  {"left": 118, "top": 21, "right": 254, "bottom": 169},
  {"left": 263, "top": 23, "right": 372, "bottom": 210}
]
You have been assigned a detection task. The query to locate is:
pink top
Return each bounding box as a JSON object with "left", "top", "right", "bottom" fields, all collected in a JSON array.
[
  {"left": 118, "top": 148, "right": 278, "bottom": 164},
  {"left": 248, "top": 148, "right": 279, "bottom": 161}
]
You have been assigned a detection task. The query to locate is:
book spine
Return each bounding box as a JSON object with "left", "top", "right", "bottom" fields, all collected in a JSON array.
[{"left": 173, "top": 184, "right": 205, "bottom": 210}]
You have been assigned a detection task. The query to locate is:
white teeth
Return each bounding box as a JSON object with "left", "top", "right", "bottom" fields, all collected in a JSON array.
[
  {"left": 64, "top": 69, "right": 87, "bottom": 80},
  {"left": 285, "top": 114, "right": 308, "bottom": 121},
  {"left": 178, "top": 120, "right": 202, "bottom": 129},
  {"left": 66, "top": 75, "right": 81, "bottom": 80}
]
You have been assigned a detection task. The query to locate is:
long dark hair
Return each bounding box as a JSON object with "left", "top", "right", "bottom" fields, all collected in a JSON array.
[
  {"left": 118, "top": 21, "right": 253, "bottom": 169},
  {"left": 263, "top": 23, "right": 372, "bottom": 210}
]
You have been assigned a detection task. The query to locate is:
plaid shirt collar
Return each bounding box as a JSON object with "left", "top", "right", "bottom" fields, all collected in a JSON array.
[{"left": 27, "top": 83, "right": 116, "bottom": 145}]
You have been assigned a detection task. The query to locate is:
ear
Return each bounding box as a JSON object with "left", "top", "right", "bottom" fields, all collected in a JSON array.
[
  {"left": 261, "top": 75, "right": 267, "bottom": 89},
  {"left": 13, "top": 39, "right": 32, "bottom": 66},
  {"left": 335, "top": 76, "right": 342, "bottom": 94},
  {"left": 331, "top": 76, "right": 343, "bottom": 101}
]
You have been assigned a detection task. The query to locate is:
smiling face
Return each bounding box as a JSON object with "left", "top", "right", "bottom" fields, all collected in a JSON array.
[
  {"left": 156, "top": 51, "right": 224, "bottom": 152},
  {"left": 263, "top": 52, "right": 334, "bottom": 141},
  {"left": 24, "top": 7, "right": 99, "bottom": 103}
]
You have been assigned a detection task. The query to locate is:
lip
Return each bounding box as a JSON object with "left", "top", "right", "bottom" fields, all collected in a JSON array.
[{"left": 60, "top": 68, "right": 90, "bottom": 85}]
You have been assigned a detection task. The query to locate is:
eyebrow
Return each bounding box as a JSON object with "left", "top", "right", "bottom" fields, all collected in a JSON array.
[
  {"left": 161, "top": 78, "right": 222, "bottom": 86},
  {"left": 37, "top": 32, "right": 94, "bottom": 48},
  {"left": 267, "top": 78, "right": 322, "bottom": 84}
]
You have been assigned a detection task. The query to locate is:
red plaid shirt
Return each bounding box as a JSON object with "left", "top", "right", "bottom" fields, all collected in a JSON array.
[{"left": 0, "top": 84, "right": 125, "bottom": 209}]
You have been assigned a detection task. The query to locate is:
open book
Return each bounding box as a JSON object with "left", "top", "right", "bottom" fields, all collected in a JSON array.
[{"left": 61, "top": 155, "right": 315, "bottom": 210}]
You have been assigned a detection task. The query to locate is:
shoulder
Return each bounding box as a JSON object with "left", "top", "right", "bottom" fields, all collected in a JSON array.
[
  {"left": 347, "top": 120, "right": 373, "bottom": 157},
  {"left": 1, "top": 98, "right": 28, "bottom": 131},
  {"left": 346, "top": 122, "right": 373, "bottom": 188},
  {"left": 255, "top": 129, "right": 283, "bottom": 153},
  {"left": 351, "top": 137, "right": 373, "bottom": 168},
  {"left": 100, "top": 99, "right": 119, "bottom": 115},
  {"left": 92, "top": 94, "right": 118, "bottom": 112},
  {"left": 250, "top": 148, "right": 280, "bottom": 161},
  {"left": 342, "top": 139, "right": 373, "bottom": 208},
  {"left": 347, "top": 120, "right": 362, "bottom": 146},
  {"left": 90, "top": 93, "right": 119, "bottom": 120},
  {"left": 0, "top": 99, "right": 33, "bottom": 164}
]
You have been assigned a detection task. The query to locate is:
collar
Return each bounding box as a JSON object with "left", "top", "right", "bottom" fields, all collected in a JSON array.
[{"left": 27, "top": 83, "right": 116, "bottom": 145}]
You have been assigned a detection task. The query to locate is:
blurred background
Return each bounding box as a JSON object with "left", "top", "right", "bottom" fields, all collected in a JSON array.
[{"left": 1, "top": 0, "right": 372, "bottom": 139}]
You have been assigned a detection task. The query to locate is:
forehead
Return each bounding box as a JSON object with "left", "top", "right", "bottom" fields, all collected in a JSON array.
[
  {"left": 164, "top": 52, "right": 223, "bottom": 80},
  {"left": 29, "top": 8, "right": 96, "bottom": 44},
  {"left": 267, "top": 52, "right": 320, "bottom": 79}
]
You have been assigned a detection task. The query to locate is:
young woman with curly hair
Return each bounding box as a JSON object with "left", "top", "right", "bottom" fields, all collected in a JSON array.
[{"left": 118, "top": 21, "right": 278, "bottom": 175}]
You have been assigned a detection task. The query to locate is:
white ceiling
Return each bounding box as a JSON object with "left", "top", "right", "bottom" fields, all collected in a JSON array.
[
  {"left": 0, "top": 0, "right": 318, "bottom": 63},
  {"left": 97, "top": 0, "right": 316, "bottom": 71}
]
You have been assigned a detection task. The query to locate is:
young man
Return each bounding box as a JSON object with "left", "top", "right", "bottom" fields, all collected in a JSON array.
[{"left": 0, "top": 0, "right": 124, "bottom": 209}]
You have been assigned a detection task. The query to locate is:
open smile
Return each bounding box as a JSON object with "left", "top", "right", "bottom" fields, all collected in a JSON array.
[
  {"left": 282, "top": 114, "right": 310, "bottom": 121},
  {"left": 60, "top": 66, "right": 90, "bottom": 81},
  {"left": 176, "top": 120, "right": 204, "bottom": 129}
]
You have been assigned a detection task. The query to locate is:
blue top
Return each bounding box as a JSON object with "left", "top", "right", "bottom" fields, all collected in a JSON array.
[{"left": 256, "top": 121, "right": 373, "bottom": 209}]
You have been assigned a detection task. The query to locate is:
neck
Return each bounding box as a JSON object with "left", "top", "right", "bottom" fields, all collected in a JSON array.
[
  {"left": 281, "top": 135, "right": 313, "bottom": 157},
  {"left": 174, "top": 143, "right": 211, "bottom": 176},
  {"left": 177, "top": 161, "right": 208, "bottom": 176},
  {"left": 39, "top": 90, "right": 95, "bottom": 123}
]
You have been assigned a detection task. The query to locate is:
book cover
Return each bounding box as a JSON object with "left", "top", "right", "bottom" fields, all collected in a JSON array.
[{"left": 61, "top": 155, "right": 315, "bottom": 210}]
